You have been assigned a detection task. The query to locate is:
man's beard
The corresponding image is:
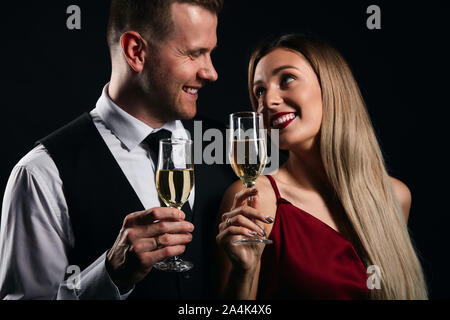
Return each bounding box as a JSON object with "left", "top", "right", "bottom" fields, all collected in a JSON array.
[{"left": 140, "top": 61, "right": 195, "bottom": 123}]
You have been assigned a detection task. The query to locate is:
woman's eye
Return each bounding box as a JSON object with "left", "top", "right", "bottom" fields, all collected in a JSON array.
[
  {"left": 254, "top": 87, "right": 266, "bottom": 98},
  {"left": 281, "top": 75, "right": 295, "bottom": 86}
]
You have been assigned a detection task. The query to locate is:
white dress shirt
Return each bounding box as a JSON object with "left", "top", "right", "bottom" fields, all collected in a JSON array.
[{"left": 0, "top": 84, "right": 194, "bottom": 299}]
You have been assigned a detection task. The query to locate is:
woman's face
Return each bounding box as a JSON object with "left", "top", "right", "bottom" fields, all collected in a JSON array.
[{"left": 252, "top": 48, "right": 323, "bottom": 151}]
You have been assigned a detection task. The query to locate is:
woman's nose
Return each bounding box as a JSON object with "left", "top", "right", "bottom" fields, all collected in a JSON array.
[{"left": 264, "top": 86, "right": 283, "bottom": 109}]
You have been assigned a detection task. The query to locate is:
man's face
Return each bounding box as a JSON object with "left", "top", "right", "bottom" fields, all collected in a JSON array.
[{"left": 142, "top": 3, "right": 218, "bottom": 122}]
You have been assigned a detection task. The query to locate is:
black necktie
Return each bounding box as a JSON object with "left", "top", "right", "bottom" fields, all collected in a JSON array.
[
  {"left": 143, "top": 129, "right": 172, "bottom": 168},
  {"left": 142, "top": 129, "right": 193, "bottom": 222}
]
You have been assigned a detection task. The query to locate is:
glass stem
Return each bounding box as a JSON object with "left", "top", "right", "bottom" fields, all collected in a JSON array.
[
  {"left": 245, "top": 184, "right": 255, "bottom": 205},
  {"left": 169, "top": 204, "right": 184, "bottom": 262},
  {"left": 245, "top": 184, "right": 262, "bottom": 238}
]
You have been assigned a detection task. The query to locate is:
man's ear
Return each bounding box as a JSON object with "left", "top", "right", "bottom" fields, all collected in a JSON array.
[{"left": 120, "top": 31, "right": 147, "bottom": 72}]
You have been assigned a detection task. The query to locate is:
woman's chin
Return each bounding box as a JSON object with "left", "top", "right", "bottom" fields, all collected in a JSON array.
[{"left": 277, "top": 141, "right": 292, "bottom": 151}]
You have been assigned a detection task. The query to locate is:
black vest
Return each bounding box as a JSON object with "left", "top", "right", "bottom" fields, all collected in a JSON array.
[{"left": 39, "top": 113, "right": 235, "bottom": 299}]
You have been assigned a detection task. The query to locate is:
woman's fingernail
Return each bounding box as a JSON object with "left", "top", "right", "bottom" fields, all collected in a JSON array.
[
  {"left": 259, "top": 228, "right": 267, "bottom": 237},
  {"left": 266, "top": 216, "right": 274, "bottom": 223}
]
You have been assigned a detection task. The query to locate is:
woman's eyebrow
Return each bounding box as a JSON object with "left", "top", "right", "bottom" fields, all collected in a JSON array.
[
  {"left": 253, "top": 65, "right": 300, "bottom": 86},
  {"left": 253, "top": 79, "right": 264, "bottom": 87},
  {"left": 272, "top": 65, "right": 299, "bottom": 75}
]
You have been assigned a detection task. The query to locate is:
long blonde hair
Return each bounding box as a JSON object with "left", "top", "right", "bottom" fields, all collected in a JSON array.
[{"left": 248, "top": 34, "right": 428, "bottom": 299}]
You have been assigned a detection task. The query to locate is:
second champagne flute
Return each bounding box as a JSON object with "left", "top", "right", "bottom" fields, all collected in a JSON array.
[
  {"left": 229, "top": 112, "right": 273, "bottom": 245},
  {"left": 154, "top": 138, "right": 194, "bottom": 272}
]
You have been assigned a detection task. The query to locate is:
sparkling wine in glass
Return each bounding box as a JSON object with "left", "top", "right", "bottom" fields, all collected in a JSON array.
[
  {"left": 154, "top": 138, "right": 194, "bottom": 272},
  {"left": 229, "top": 112, "right": 273, "bottom": 244}
]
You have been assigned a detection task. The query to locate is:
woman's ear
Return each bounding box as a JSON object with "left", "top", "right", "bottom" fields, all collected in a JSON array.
[{"left": 120, "top": 31, "right": 147, "bottom": 72}]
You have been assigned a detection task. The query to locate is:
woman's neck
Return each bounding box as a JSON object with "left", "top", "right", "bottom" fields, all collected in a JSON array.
[{"left": 278, "top": 145, "right": 331, "bottom": 195}]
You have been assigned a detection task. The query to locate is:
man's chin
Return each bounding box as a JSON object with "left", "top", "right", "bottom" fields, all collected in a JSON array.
[
  {"left": 163, "top": 109, "right": 196, "bottom": 122},
  {"left": 178, "top": 105, "right": 197, "bottom": 120}
]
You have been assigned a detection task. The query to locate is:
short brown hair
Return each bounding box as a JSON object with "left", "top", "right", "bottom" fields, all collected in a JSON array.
[{"left": 107, "top": 0, "right": 223, "bottom": 49}]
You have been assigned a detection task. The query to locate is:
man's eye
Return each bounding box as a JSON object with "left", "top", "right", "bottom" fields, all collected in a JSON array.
[{"left": 189, "top": 52, "right": 202, "bottom": 59}]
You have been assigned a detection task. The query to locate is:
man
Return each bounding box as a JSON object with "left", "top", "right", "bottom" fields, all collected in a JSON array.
[{"left": 0, "top": 0, "right": 233, "bottom": 299}]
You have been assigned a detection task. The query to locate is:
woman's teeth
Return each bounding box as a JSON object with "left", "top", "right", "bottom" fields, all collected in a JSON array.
[{"left": 273, "top": 113, "right": 296, "bottom": 126}]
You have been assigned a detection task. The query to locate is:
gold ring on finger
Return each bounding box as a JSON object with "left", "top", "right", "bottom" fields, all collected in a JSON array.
[{"left": 155, "top": 236, "right": 163, "bottom": 249}]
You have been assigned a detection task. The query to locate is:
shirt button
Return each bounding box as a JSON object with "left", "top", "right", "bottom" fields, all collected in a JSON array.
[{"left": 183, "top": 273, "right": 191, "bottom": 279}]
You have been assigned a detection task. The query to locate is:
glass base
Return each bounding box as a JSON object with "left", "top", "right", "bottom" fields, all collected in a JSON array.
[
  {"left": 232, "top": 237, "right": 273, "bottom": 245},
  {"left": 154, "top": 259, "right": 194, "bottom": 272}
]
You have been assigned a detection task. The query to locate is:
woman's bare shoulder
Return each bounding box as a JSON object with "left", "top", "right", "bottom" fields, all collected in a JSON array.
[
  {"left": 220, "top": 180, "right": 244, "bottom": 207},
  {"left": 220, "top": 176, "right": 277, "bottom": 211},
  {"left": 390, "top": 176, "right": 412, "bottom": 222},
  {"left": 254, "top": 175, "right": 278, "bottom": 210},
  {"left": 255, "top": 175, "right": 277, "bottom": 196},
  {"left": 225, "top": 179, "right": 246, "bottom": 194}
]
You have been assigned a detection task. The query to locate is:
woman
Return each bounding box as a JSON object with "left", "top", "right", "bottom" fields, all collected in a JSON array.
[{"left": 216, "top": 34, "right": 428, "bottom": 299}]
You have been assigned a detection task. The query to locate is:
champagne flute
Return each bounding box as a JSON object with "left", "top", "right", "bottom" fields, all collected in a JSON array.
[
  {"left": 229, "top": 112, "right": 273, "bottom": 245},
  {"left": 154, "top": 138, "right": 195, "bottom": 272}
]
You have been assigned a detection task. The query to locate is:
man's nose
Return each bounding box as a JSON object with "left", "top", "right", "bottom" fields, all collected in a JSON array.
[{"left": 198, "top": 56, "right": 218, "bottom": 82}]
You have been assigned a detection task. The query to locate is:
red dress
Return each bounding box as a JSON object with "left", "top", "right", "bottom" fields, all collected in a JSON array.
[{"left": 258, "top": 175, "right": 369, "bottom": 299}]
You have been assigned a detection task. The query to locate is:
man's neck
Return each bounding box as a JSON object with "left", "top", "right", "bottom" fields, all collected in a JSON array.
[{"left": 108, "top": 80, "right": 166, "bottom": 129}]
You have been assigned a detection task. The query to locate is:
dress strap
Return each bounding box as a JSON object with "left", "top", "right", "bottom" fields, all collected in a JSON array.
[{"left": 265, "top": 175, "right": 281, "bottom": 200}]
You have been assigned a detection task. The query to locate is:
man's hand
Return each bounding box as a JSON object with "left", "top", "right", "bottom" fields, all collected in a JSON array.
[{"left": 106, "top": 207, "right": 194, "bottom": 293}]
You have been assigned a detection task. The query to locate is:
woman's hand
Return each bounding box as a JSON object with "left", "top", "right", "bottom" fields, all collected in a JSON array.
[{"left": 216, "top": 188, "right": 274, "bottom": 272}]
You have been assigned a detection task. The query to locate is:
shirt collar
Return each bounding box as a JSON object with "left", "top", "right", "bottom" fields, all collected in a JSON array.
[{"left": 94, "top": 84, "right": 187, "bottom": 151}]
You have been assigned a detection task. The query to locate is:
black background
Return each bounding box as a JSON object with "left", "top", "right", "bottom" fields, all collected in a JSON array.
[{"left": 0, "top": 1, "right": 447, "bottom": 299}]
